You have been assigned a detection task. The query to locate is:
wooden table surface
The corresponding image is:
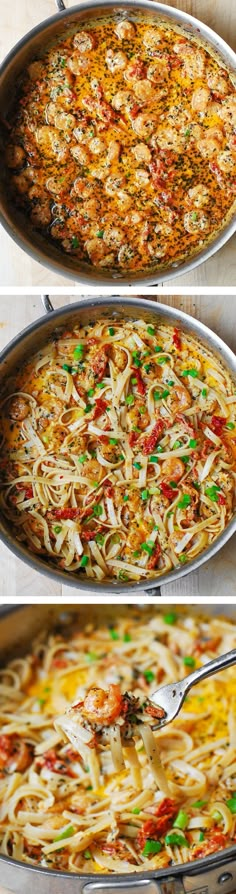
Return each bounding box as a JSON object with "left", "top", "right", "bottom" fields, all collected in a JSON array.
[
  {"left": 0, "top": 292, "right": 235, "bottom": 599},
  {"left": 0, "top": 0, "right": 235, "bottom": 287}
]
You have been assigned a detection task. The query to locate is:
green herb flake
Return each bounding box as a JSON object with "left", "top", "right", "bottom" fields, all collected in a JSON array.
[
  {"left": 54, "top": 825, "right": 75, "bottom": 842},
  {"left": 183, "top": 656, "right": 195, "bottom": 667},
  {"left": 163, "top": 612, "right": 177, "bottom": 625}
]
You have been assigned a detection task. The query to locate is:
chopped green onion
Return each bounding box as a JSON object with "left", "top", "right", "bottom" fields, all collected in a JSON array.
[
  {"left": 93, "top": 504, "right": 103, "bottom": 517},
  {"left": 154, "top": 346, "right": 162, "bottom": 353},
  {"left": 199, "top": 832, "right": 205, "bottom": 842},
  {"left": 108, "top": 326, "right": 115, "bottom": 335},
  {"left": 133, "top": 461, "right": 142, "bottom": 470},
  {"left": 142, "top": 840, "right": 162, "bottom": 856},
  {"left": 96, "top": 230, "right": 104, "bottom": 238},
  {"left": 144, "top": 363, "right": 151, "bottom": 372},
  {"left": 226, "top": 798, "right": 236, "bottom": 814},
  {"left": 109, "top": 628, "right": 119, "bottom": 640},
  {"left": 139, "top": 406, "right": 146, "bottom": 415},
  {"left": 123, "top": 494, "right": 129, "bottom": 502},
  {"left": 154, "top": 391, "right": 161, "bottom": 401},
  {"left": 141, "top": 489, "right": 149, "bottom": 500},
  {"left": 178, "top": 494, "right": 191, "bottom": 509},
  {"left": 54, "top": 525, "right": 62, "bottom": 534},
  {"left": 86, "top": 652, "right": 98, "bottom": 662},
  {"left": 80, "top": 555, "right": 89, "bottom": 568},
  {"left": 182, "top": 456, "right": 189, "bottom": 463},
  {"left": 125, "top": 394, "right": 135, "bottom": 406},
  {"left": 226, "top": 422, "right": 235, "bottom": 430},
  {"left": 156, "top": 445, "right": 163, "bottom": 453},
  {"left": 62, "top": 363, "right": 71, "bottom": 372},
  {"left": 78, "top": 454, "right": 87, "bottom": 465},
  {"left": 201, "top": 388, "right": 207, "bottom": 397},
  {"left": 73, "top": 344, "right": 84, "bottom": 358},
  {"left": 179, "top": 554, "right": 187, "bottom": 563},
  {"left": 173, "top": 440, "right": 182, "bottom": 449},
  {"left": 189, "top": 439, "right": 197, "bottom": 448},
  {"left": 123, "top": 633, "right": 131, "bottom": 642},
  {"left": 96, "top": 381, "right": 106, "bottom": 389},
  {"left": 163, "top": 612, "right": 177, "bottom": 625},
  {"left": 182, "top": 369, "right": 198, "bottom": 378},
  {"left": 118, "top": 453, "right": 125, "bottom": 461},
  {"left": 84, "top": 849, "right": 92, "bottom": 859},
  {"left": 191, "top": 211, "right": 198, "bottom": 221},
  {"left": 153, "top": 524, "right": 159, "bottom": 531},
  {"left": 71, "top": 236, "right": 79, "bottom": 249},
  {"left": 170, "top": 481, "right": 178, "bottom": 489},
  {"left": 95, "top": 533, "right": 105, "bottom": 546},
  {"left": 212, "top": 810, "right": 223, "bottom": 823},
  {"left": 131, "top": 376, "right": 138, "bottom": 384},
  {"left": 109, "top": 438, "right": 118, "bottom": 445},
  {"left": 173, "top": 810, "right": 189, "bottom": 831},
  {"left": 183, "top": 656, "right": 195, "bottom": 667},
  {"left": 87, "top": 388, "right": 95, "bottom": 397},
  {"left": 149, "top": 455, "right": 159, "bottom": 463},
  {"left": 168, "top": 380, "right": 174, "bottom": 386},
  {"left": 54, "top": 825, "right": 75, "bottom": 842},
  {"left": 133, "top": 550, "right": 141, "bottom": 558},
  {"left": 157, "top": 356, "right": 168, "bottom": 364},
  {"left": 132, "top": 807, "right": 140, "bottom": 814},
  {"left": 147, "top": 326, "right": 155, "bottom": 335},
  {"left": 118, "top": 570, "right": 128, "bottom": 581},
  {"left": 162, "top": 389, "right": 170, "bottom": 399},
  {"left": 165, "top": 832, "right": 189, "bottom": 847},
  {"left": 205, "top": 485, "right": 221, "bottom": 502},
  {"left": 141, "top": 542, "right": 154, "bottom": 555},
  {"left": 192, "top": 800, "right": 208, "bottom": 808},
  {"left": 84, "top": 403, "right": 93, "bottom": 413},
  {"left": 144, "top": 669, "right": 155, "bottom": 683}
]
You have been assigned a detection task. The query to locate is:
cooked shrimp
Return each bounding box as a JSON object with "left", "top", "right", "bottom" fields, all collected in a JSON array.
[
  {"left": 218, "top": 96, "right": 236, "bottom": 127},
  {"left": 6, "top": 144, "right": 25, "bottom": 169},
  {"left": 81, "top": 685, "right": 122, "bottom": 725},
  {"left": 167, "top": 385, "right": 192, "bottom": 415},
  {"left": 89, "top": 137, "right": 106, "bottom": 155},
  {"left": 27, "top": 61, "right": 44, "bottom": 80},
  {"left": 112, "top": 89, "right": 131, "bottom": 111},
  {"left": 132, "top": 113, "right": 156, "bottom": 138},
  {"left": 197, "top": 128, "right": 223, "bottom": 158},
  {"left": 147, "top": 60, "right": 169, "bottom": 84},
  {"left": 0, "top": 735, "right": 32, "bottom": 773},
  {"left": 109, "top": 344, "right": 127, "bottom": 371},
  {"left": 72, "top": 178, "right": 92, "bottom": 198},
  {"left": 217, "top": 150, "right": 234, "bottom": 173},
  {"left": 187, "top": 185, "right": 209, "bottom": 208},
  {"left": 173, "top": 43, "right": 205, "bottom": 79},
  {"left": 155, "top": 125, "right": 185, "bottom": 152},
  {"left": 116, "top": 190, "right": 132, "bottom": 211},
  {"left": 31, "top": 200, "right": 52, "bottom": 226},
  {"left": 206, "top": 71, "right": 229, "bottom": 96},
  {"left": 132, "top": 142, "right": 151, "bottom": 164},
  {"left": 54, "top": 111, "right": 76, "bottom": 133},
  {"left": 9, "top": 397, "right": 29, "bottom": 421},
  {"left": 36, "top": 126, "right": 68, "bottom": 161},
  {"left": 115, "top": 20, "right": 136, "bottom": 41},
  {"left": 105, "top": 175, "right": 125, "bottom": 196},
  {"left": 85, "top": 237, "right": 115, "bottom": 267},
  {"left": 82, "top": 458, "right": 103, "bottom": 481},
  {"left": 191, "top": 87, "right": 210, "bottom": 112},
  {"left": 161, "top": 457, "right": 185, "bottom": 481},
  {"left": 127, "top": 400, "right": 150, "bottom": 431},
  {"left": 73, "top": 31, "right": 96, "bottom": 53},
  {"left": 73, "top": 123, "right": 94, "bottom": 144},
  {"left": 135, "top": 168, "right": 150, "bottom": 186},
  {"left": 46, "top": 176, "right": 66, "bottom": 195},
  {"left": 143, "top": 27, "right": 162, "bottom": 48},
  {"left": 103, "top": 227, "right": 125, "bottom": 247},
  {"left": 106, "top": 49, "right": 127, "bottom": 72},
  {"left": 71, "top": 145, "right": 90, "bottom": 165},
  {"left": 184, "top": 211, "right": 210, "bottom": 234},
  {"left": 107, "top": 140, "right": 121, "bottom": 164},
  {"left": 68, "top": 53, "right": 91, "bottom": 75},
  {"left": 83, "top": 197, "right": 100, "bottom": 218},
  {"left": 133, "top": 80, "right": 156, "bottom": 103}
]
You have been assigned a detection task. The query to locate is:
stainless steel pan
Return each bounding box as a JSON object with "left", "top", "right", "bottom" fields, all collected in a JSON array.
[
  {"left": 0, "top": 602, "right": 235, "bottom": 893},
  {"left": 0, "top": 295, "right": 236, "bottom": 592},
  {"left": 0, "top": 0, "right": 235, "bottom": 285}
]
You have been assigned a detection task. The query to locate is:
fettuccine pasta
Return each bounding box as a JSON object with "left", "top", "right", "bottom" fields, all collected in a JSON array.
[
  {"left": 0, "top": 316, "right": 236, "bottom": 581},
  {"left": 0, "top": 608, "right": 235, "bottom": 873}
]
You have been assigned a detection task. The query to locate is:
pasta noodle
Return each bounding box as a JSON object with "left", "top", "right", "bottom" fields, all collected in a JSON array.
[
  {"left": 0, "top": 317, "right": 236, "bottom": 582},
  {"left": 0, "top": 608, "right": 235, "bottom": 873}
]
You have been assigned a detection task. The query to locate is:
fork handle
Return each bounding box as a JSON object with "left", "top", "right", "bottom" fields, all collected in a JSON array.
[{"left": 183, "top": 647, "right": 236, "bottom": 696}]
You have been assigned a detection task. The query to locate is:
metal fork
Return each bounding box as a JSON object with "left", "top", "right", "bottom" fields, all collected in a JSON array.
[{"left": 149, "top": 648, "right": 236, "bottom": 729}]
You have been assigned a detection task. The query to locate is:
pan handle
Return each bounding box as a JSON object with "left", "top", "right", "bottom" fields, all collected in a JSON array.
[
  {"left": 55, "top": 0, "right": 66, "bottom": 11},
  {"left": 41, "top": 295, "right": 55, "bottom": 313}
]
